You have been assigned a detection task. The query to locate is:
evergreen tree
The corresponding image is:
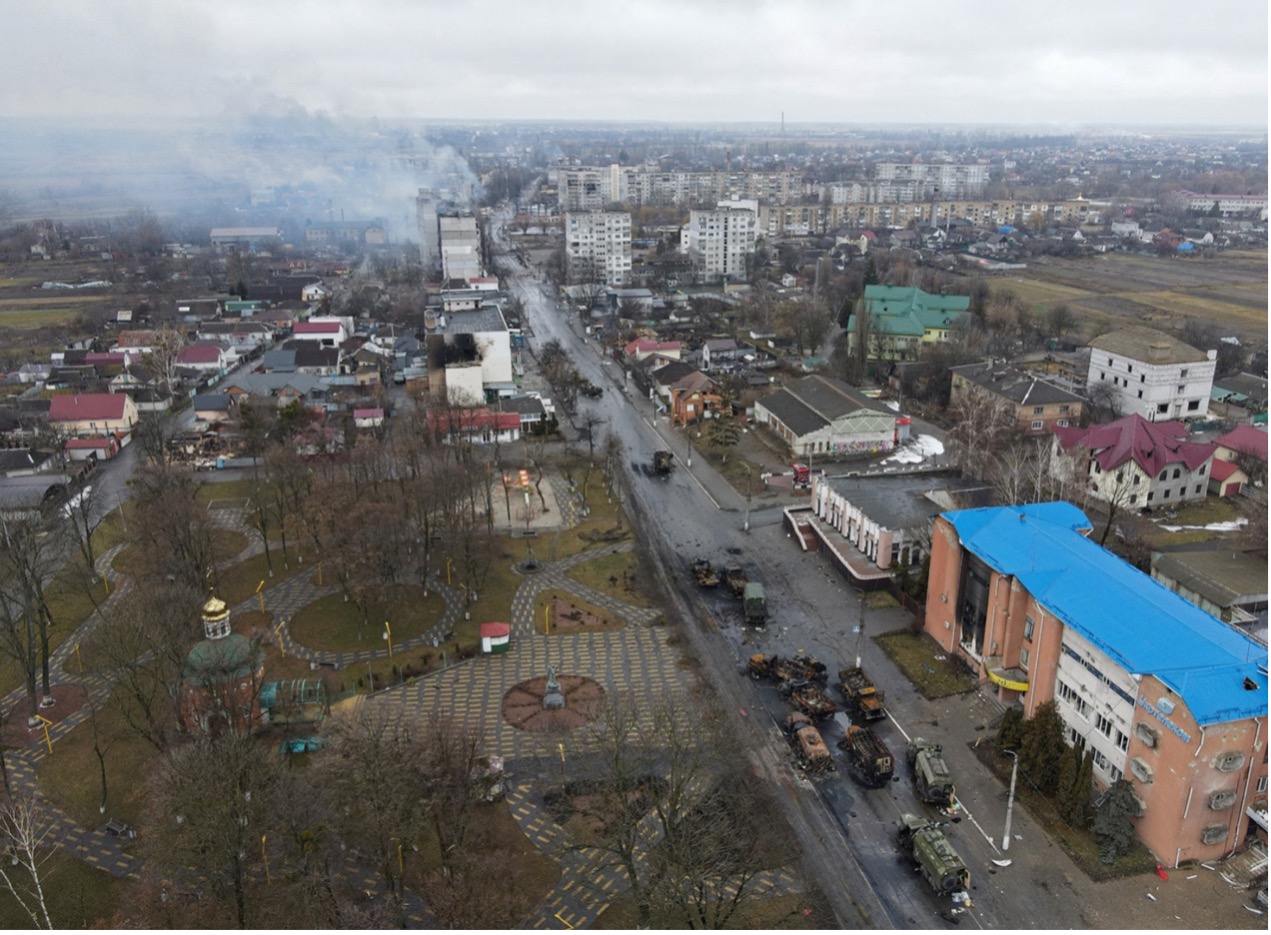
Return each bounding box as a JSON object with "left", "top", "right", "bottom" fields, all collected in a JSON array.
[
  {"left": 997, "top": 706, "right": 1024, "bottom": 751},
  {"left": 1055, "top": 743, "right": 1081, "bottom": 822},
  {"left": 1092, "top": 779, "right": 1140, "bottom": 864},
  {"left": 1018, "top": 701, "right": 1066, "bottom": 795},
  {"left": 1071, "top": 750, "right": 1096, "bottom": 829}
]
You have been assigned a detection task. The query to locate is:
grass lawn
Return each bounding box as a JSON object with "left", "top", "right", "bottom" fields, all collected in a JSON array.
[
  {"left": 39, "top": 685, "right": 161, "bottom": 830},
  {"left": 0, "top": 851, "right": 127, "bottom": 929},
  {"left": 564, "top": 548, "right": 650, "bottom": 608},
  {"left": 1163, "top": 497, "right": 1238, "bottom": 527},
  {"left": 287, "top": 585, "right": 446, "bottom": 653},
  {"left": 547, "top": 495, "right": 630, "bottom": 561},
  {"left": 195, "top": 477, "right": 258, "bottom": 506},
  {"left": 875, "top": 630, "right": 979, "bottom": 699},
  {"left": 972, "top": 741, "right": 1158, "bottom": 881},
  {"left": 217, "top": 547, "right": 305, "bottom": 606},
  {"left": 533, "top": 588, "right": 625, "bottom": 636},
  {"left": 112, "top": 528, "right": 250, "bottom": 581}
]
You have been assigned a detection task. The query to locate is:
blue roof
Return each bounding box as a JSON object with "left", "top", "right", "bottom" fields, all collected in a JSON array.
[{"left": 944, "top": 502, "right": 1267, "bottom": 726}]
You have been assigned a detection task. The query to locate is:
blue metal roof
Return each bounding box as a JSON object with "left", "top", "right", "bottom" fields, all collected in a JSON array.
[{"left": 944, "top": 502, "right": 1267, "bottom": 726}]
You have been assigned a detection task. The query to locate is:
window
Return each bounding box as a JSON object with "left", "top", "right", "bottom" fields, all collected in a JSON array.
[
  {"left": 1031, "top": 420, "right": 1043, "bottom": 431},
  {"left": 1140, "top": 374, "right": 1145, "bottom": 383},
  {"left": 1100, "top": 371, "right": 1106, "bottom": 380},
  {"left": 1109, "top": 765, "right": 1123, "bottom": 783},
  {"left": 1163, "top": 489, "right": 1170, "bottom": 499},
  {"left": 1147, "top": 492, "right": 1154, "bottom": 502},
  {"left": 1187, "top": 400, "right": 1200, "bottom": 411},
  {"left": 1159, "top": 470, "right": 1168, "bottom": 481},
  {"left": 1057, "top": 680, "right": 1078, "bottom": 704},
  {"left": 1096, "top": 713, "right": 1113, "bottom": 737},
  {"left": 1207, "top": 789, "right": 1237, "bottom": 810},
  {"left": 1129, "top": 494, "right": 1137, "bottom": 504},
  {"left": 1177, "top": 385, "right": 1185, "bottom": 393},
  {"left": 1130, "top": 756, "right": 1154, "bottom": 782},
  {"left": 1172, "top": 468, "right": 1181, "bottom": 479},
  {"left": 1200, "top": 464, "right": 1206, "bottom": 475},
  {"left": 1259, "top": 776, "right": 1268, "bottom": 794},
  {"left": 1195, "top": 485, "right": 1201, "bottom": 494},
  {"left": 1058, "top": 419, "right": 1069, "bottom": 427},
  {"left": 1215, "top": 751, "right": 1245, "bottom": 772},
  {"left": 1023, "top": 616, "right": 1035, "bottom": 641},
  {"left": 1127, "top": 364, "right": 1133, "bottom": 373},
  {"left": 1180, "top": 368, "right": 1189, "bottom": 378},
  {"left": 1093, "top": 749, "right": 1109, "bottom": 770},
  {"left": 1060, "top": 404, "right": 1070, "bottom": 413},
  {"left": 1020, "top": 647, "right": 1030, "bottom": 669},
  {"left": 1157, "top": 403, "right": 1169, "bottom": 414},
  {"left": 1033, "top": 406, "right": 1044, "bottom": 415},
  {"left": 1138, "top": 389, "right": 1143, "bottom": 398},
  {"left": 1135, "top": 722, "right": 1160, "bottom": 748},
  {"left": 1116, "top": 729, "right": 1130, "bottom": 752},
  {"left": 1201, "top": 825, "right": 1227, "bottom": 845}
]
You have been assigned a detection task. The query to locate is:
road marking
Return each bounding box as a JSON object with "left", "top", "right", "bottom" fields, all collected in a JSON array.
[{"left": 952, "top": 794, "right": 1001, "bottom": 855}]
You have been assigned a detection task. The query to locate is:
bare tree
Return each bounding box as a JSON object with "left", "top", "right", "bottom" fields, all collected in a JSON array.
[
  {"left": 0, "top": 794, "right": 55, "bottom": 929},
  {"left": 946, "top": 393, "right": 1017, "bottom": 482}
]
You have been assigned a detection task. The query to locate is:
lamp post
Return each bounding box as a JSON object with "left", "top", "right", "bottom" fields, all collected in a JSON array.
[
  {"left": 383, "top": 620, "right": 393, "bottom": 659},
  {"left": 1002, "top": 749, "right": 1019, "bottom": 851},
  {"left": 743, "top": 465, "right": 752, "bottom": 533}
]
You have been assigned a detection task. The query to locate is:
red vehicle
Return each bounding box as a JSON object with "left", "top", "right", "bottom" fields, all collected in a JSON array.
[{"left": 792, "top": 463, "right": 811, "bottom": 488}]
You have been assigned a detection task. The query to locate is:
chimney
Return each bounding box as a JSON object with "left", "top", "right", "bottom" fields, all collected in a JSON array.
[{"left": 1147, "top": 341, "right": 1169, "bottom": 362}]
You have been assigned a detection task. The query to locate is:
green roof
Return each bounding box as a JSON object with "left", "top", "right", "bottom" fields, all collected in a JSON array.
[
  {"left": 848, "top": 285, "right": 971, "bottom": 337},
  {"left": 183, "top": 633, "right": 262, "bottom": 681}
]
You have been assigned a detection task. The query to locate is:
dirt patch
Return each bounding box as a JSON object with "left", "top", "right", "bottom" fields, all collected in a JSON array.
[
  {"left": 2, "top": 682, "right": 89, "bottom": 747},
  {"left": 547, "top": 595, "right": 624, "bottom": 634}
]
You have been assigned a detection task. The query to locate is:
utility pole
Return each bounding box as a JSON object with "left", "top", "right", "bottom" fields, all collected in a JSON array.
[{"left": 1002, "top": 750, "right": 1019, "bottom": 851}]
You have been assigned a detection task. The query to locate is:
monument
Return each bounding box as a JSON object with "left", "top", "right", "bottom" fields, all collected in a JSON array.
[{"left": 542, "top": 663, "right": 565, "bottom": 710}]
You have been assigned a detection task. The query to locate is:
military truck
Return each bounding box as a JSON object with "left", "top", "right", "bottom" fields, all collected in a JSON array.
[
  {"left": 838, "top": 666, "right": 886, "bottom": 721},
  {"left": 907, "top": 738, "right": 956, "bottom": 807},
  {"left": 784, "top": 712, "right": 834, "bottom": 774},
  {"left": 747, "top": 653, "right": 827, "bottom": 685},
  {"left": 896, "top": 813, "right": 971, "bottom": 898},
  {"left": 653, "top": 449, "right": 673, "bottom": 476},
  {"left": 724, "top": 566, "right": 750, "bottom": 598},
  {"left": 742, "top": 582, "right": 767, "bottom": 627},
  {"left": 838, "top": 724, "right": 894, "bottom": 787},
  {"left": 788, "top": 684, "right": 837, "bottom": 721},
  {"left": 689, "top": 558, "right": 719, "bottom": 588}
]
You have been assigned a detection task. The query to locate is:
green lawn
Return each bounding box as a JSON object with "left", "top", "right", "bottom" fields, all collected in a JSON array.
[
  {"left": 564, "top": 549, "right": 650, "bottom": 607},
  {"left": 217, "top": 548, "right": 305, "bottom": 606},
  {"left": 534, "top": 588, "right": 625, "bottom": 636},
  {"left": 287, "top": 585, "right": 446, "bottom": 653},
  {"left": 195, "top": 477, "right": 258, "bottom": 506},
  {"left": 0, "top": 851, "right": 126, "bottom": 929},
  {"left": 39, "top": 685, "right": 160, "bottom": 830},
  {"left": 875, "top": 630, "right": 979, "bottom": 699}
]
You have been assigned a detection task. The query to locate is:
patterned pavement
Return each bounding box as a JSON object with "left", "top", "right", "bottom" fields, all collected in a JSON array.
[{"left": 0, "top": 473, "right": 804, "bottom": 928}]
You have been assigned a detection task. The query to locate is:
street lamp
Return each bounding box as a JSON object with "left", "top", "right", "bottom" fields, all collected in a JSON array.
[
  {"left": 1002, "top": 749, "right": 1019, "bottom": 851},
  {"left": 743, "top": 465, "right": 753, "bottom": 533},
  {"left": 383, "top": 620, "right": 393, "bottom": 659}
]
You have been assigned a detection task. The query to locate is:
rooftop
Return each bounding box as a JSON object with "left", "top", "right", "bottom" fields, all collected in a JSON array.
[
  {"left": 1088, "top": 326, "right": 1209, "bottom": 365},
  {"left": 1053, "top": 414, "right": 1213, "bottom": 475},
  {"left": 944, "top": 502, "right": 1267, "bottom": 726}
]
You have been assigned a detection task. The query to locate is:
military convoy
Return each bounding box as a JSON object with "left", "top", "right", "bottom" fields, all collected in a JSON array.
[
  {"left": 907, "top": 738, "right": 956, "bottom": 807},
  {"left": 784, "top": 712, "right": 834, "bottom": 774},
  {"left": 896, "top": 813, "right": 972, "bottom": 899},
  {"left": 838, "top": 724, "right": 895, "bottom": 787},
  {"left": 838, "top": 666, "right": 886, "bottom": 721}
]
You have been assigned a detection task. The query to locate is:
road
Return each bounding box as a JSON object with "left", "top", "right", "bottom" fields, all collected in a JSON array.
[{"left": 493, "top": 208, "right": 1093, "bottom": 930}]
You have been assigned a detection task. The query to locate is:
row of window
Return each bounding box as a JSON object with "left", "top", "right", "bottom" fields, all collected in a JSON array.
[{"left": 1104, "top": 357, "right": 1190, "bottom": 380}]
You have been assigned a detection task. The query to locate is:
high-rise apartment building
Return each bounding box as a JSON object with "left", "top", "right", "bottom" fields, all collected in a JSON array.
[
  {"left": 439, "top": 212, "right": 482, "bottom": 281},
  {"left": 682, "top": 204, "right": 757, "bottom": 282},
  {"left": 416, "top": 188, "right": 441, "bottom": 274},
  {"left": 564, "top": 211, "right": 632, "bottom": 285}
]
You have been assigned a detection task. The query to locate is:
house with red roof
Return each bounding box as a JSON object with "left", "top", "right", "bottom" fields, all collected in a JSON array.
[
  {"left": 1052, "top": 414, "right": 1214, "bottom": 509},
  {"left": 48, "top": 393, "right": 139, "bottom": 437},
  {"left": 426, "top": 407, "right": 520, "bottom": 445},
  {"left": 1212, "top": 425, "right": 1268, "bottom": 467},
  {"left": 1207, "top": 459, "right": 1249, "bottom": 498},
  {"left": 353, "top": 407, "right": 385, "bottom": 429},
  {"left": 177, "top": 343, "right": 233, "bottom": 373},
  {"left": 624, "top": 337, "right": 681, "bottom": 363},
  {"left": 291, "top": 317, "right": 350, "bottom": 347}
]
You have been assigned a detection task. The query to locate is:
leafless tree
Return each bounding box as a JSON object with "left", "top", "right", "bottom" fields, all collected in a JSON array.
[
  {"left": 128, "top": 462, "right": 219, "bottom": 591},
  {"left": 0, "top": 794, "right": 55, "bottom": 929},
  {"left": 946, "top": 393, "right": 1017, "bottom": 482},
  {"left": 148, "top": 732, "right": 288, "bottom": 929},
  {"left": 0, "top": 512, "right": 63, "bottom": 720}
]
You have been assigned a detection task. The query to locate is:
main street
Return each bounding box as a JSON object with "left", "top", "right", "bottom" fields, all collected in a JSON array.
[{"left": 495, "top": 210, "right": 1097, "bottom": 929}]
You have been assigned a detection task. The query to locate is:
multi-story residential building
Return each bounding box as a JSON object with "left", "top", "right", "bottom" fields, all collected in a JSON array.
[
  {"left": 558, "top": 165, "right": 803, "bottom": 210},
  {"left": 874, "top": 163, "right": 991, "bottom": 199},
  {"left": 949, "top": 362, "right": 1084, "bottom": 434},
  {"left": 1176, "top": 190, "right": 1268, "bottom": 219},
  {"left": 438, "top": 213, "right": 482, "bottom": 281},
  {"left": 845, "top": 285, "right": 971, "bottom": 361},
  {"left": 1086, "top": 327, "right": 1216, "bottom": 422},
  {"left": 1052, "top": 414, "right": 1214, "bottom": 509},
  {"left": 682, "top": 205, "right": 756, "bottom": 282},
  {"left": 564, "top": 211, "right": 632, "bottom": 285},
  {"left": 424, "top": 306, "right": 512, "bottom": 405},
  {"left": 557, "top": 166, "right": 614, "bottom": 211},
  {"left": 924, "top": 502, "right": 1267, "bottom": 867},
  {"left": 416, "top": 189, "right": 441, "bottom": 273}
]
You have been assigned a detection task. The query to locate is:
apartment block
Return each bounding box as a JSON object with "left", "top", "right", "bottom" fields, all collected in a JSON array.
[
  {"left": 682, "top": 205, "right": 756, "bottom": 282},
  {"left": 1086, "top": 327, "right": 1216, "bottom": 422},
  {"left": 564, "top": 211, "right": 632, "bottom": 285}
]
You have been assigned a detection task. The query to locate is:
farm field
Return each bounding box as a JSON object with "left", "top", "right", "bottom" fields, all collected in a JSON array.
[{"left": 999, "top": 250, "right": 1268, "bottom": 345}]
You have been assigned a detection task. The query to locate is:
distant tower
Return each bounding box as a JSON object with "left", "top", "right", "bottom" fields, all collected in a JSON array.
[{"left": 180, "top": 594, "right": 265, "bottom": 735}]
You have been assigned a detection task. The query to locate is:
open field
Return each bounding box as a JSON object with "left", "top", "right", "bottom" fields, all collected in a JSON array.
[{"left": 1000, "top": 250, "right": 1268, "bottom": 345}]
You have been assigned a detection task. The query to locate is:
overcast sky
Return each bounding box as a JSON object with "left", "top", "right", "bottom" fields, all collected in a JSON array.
[{"left": 3, "top": 0, "right": 1266, "bottom": 128}]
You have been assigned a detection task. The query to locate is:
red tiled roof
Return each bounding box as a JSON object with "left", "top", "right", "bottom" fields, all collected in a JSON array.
[
  {"left": 426, "top": 408, "right": 520, "bottom": 433},
  {"left": 295, "top": 321, "right": 341, "bottom": 334},
  {"left": 353, "top": 408, "right": 384, "bottom": 419},
  {"left": 1053, "top": 414, "right": 1213, "bottom": 476},
  {"left": 1213, "top": 425, "right": 1268, "bottom": 462},
  {"left": 178, "top": 345, "right": 222, "bottom": 364},
  {"left": 624, "top": 338, "right": 681, "bottom": 354},
  {"left": 1209, "top": 459, "right": 1244, "bottom": 482},
  {"left": 48, "top": 393, "right": 129, "bottom": 422}
]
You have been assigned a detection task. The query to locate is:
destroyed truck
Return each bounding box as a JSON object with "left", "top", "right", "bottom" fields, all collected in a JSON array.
[
  {"left": 838, "top": 666, "right": 886, "bottom": 721},
  {"left": 746, "top": 654, "right": 827, "bottom": 685},
  {"left": 897, "top": 813, "right": 971, "bottom": 899},
  {"left": 689, "top": 558, "right": 719, "bottom": 588},
  {"left": 907, "top": 738, "right": 956, "bottom": 807},
  {"left": 787, "top": 684, "right": 838, "bottom": 721},
  {"left": 784, "top": 712, "right": 834, "bottom": 774},
  {"left": 653, "top": 449, "right": 673, "bottom": 476},
  {"left": 838, "top": 724, "right": 894, "bottom": 788}
]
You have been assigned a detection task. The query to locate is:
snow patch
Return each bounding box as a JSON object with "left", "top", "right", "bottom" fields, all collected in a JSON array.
[
  {"left": 1159, "top": 518, "right": 1248, "bottom": 533},
  {"left": 882, "top": 434, "right": 945, "bottom": 465}
]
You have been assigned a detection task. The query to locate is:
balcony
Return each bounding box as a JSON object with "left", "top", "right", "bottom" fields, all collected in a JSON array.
[{"left": 985, "top": 656, "right": 1030, "bottom": 692}]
